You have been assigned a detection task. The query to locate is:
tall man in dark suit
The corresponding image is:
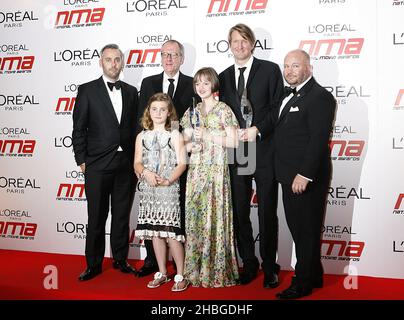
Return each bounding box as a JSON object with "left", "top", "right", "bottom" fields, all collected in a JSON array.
[
  {"left": 245, "top": 49, "right": 336, "bottom": 299},
  {"left": 136, "top": 39, "right": 196, "bottom": 277},
  {"left": 219, "top": 24, "right": 284, "bottom": 288},
  {"left": 72, "top": 44, "right": 138, "bottom": 281}
]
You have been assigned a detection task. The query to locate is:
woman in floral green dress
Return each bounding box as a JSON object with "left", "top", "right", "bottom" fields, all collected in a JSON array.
[{"left": 180, "top": 67, "right": 239, "bottom": 288}]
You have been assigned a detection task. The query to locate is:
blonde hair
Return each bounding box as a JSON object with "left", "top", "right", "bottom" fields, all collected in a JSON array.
[
  {"left": 228, "top": 23, "right": 256, "bottom": 54},
  {"left": 141, "top": 93, "right": 178, "bottom": 130}
]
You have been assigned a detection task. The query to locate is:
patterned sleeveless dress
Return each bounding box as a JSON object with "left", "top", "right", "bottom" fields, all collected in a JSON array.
[{"left": 135, "top": 129, "right": 185, "bottom": 242}]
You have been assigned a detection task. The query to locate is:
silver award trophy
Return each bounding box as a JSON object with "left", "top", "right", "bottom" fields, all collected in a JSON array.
[
  {"left": 241, "top": 88, "right": 253, "bottom": 128},
  {"left": 237, "top": 88, "right": 256, "bottom": 176},
  {"left": 137, "top": 133, "right": 161, "bottom": 192},
  {"left": 150, "top": 132, "right": 161, "bottom": 174},
  {"left": 189, "top": 97, "right": 202, "bottom": 147}
]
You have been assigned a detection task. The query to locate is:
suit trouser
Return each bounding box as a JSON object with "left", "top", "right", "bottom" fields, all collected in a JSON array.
[
  {"left": 229, "top": 164, "right": 280, "bottom": 274},
  {"left": 84, "top": 152, "right": 135, "bottom": 268},
  {"left": 281, "top": 181, "right": 328, "bottom": 288}
]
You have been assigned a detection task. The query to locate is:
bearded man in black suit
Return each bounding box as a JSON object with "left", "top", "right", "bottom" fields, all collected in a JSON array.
[
  {"left": 72, "top": 44, "right": 138, "bottom": 281},
  {"left": 244, "top": 49, "right": 336, "bottom": 299}
]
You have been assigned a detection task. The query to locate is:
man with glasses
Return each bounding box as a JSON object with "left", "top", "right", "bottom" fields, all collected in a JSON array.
[
  {"left": 138, "top": 40, "right": 195, "bottom": 120},
  {"left": 136, "top": 39, "right": 196, "bottom": 278}
]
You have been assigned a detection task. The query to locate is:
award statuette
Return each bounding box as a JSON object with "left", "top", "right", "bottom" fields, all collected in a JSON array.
[
  {"left": 137, "top": 132, "right": 162, "bottom": 192},
  {"left": 150, "top": 132, "right": 161, "bottom": 174},
  {"left": 241, "top": 88, "right": 253, "bottom": 128},
  {"left": 189, "top": 97, "right": 202, "bottom": 146}
]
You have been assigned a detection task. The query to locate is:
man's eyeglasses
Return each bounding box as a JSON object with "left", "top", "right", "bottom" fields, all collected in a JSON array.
[{"left": 161, "top": 52, "right": 181, "bottom": 59}]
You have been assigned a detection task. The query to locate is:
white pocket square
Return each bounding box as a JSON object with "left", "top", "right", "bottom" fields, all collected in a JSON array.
[{"left": 289, "top": 106, "right": 299, "bottom": 112}]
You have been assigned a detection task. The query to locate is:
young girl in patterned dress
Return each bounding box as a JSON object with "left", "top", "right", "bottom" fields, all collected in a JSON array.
[
  {"left": 181, "top": 67, "right": 240, "bottom": 287},
  {"left": 134, "top": 93, "right": 188, "bottom": 292}
]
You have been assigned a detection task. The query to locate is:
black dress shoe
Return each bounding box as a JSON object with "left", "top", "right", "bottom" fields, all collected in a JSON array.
[
  {"left": 276, "top": 284, "right": 312, "bottom": 300},
  {"left": 136, "top": 263, "right": 159, "bottom": 278},
  {"left": 239, "top": 270, "right": 257, "bottom": 285},
  {"left": 112, "top": 260, "right": 137, "bottom": 274},
  {"left": 290, "top": 274, "right": 323, "bottom": 288},
  {"left": 263, "top": 272, "right": 279, "bottom": 289},
  {"left": 312, "top": 277, "right": 323, "bottom": 288},
  {"left": 78, "top": 266, "right": 102, "bottom": 281}
]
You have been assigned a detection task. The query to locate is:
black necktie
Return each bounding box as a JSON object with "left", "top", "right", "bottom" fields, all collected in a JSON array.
[
  {"left": 167, "top": 78, "right": 175, "bottom": 99},
  {"left": 284, "top": 86, "right": 297, "bottom": 97},
  {"left": 237, "top": 67, "right": 246, "bottom": 99},
  {"left": 107, "top": 81, "right": 121, "bottom": 92}
]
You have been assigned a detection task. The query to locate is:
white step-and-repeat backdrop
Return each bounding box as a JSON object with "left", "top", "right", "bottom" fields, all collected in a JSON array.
[{"left": 1, "top": 0, "right": 403, "bottom": 279}]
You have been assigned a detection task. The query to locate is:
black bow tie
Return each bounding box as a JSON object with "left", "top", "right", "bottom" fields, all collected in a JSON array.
[
  {"left": 284, "top": 86, "right": 297, "bottom": 96},
  {"left": 107, "top": 81, "right": 121, "bottom": 91}
]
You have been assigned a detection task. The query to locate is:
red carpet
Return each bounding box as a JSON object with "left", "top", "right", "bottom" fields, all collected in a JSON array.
[{"left": 1, "top": 249, "right": 404, "bottom": 300}]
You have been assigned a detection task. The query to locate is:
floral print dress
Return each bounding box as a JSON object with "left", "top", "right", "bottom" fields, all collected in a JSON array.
[{"left": 180, "top": 101, "right": 239, "bottom": 288}]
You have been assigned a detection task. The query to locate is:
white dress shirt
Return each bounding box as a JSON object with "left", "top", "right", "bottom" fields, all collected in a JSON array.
[
  {"left": 102, "top": 75, "right": 123, "bottom": 151},
  {"left": 234, "top": 55, "right": 254, "bottom": 90},
  {"left": 278, "top": 76, "right": 312, "bottom": 117},
  {"left": 163, "top": 72, "right": 180, "bottom": 97}
]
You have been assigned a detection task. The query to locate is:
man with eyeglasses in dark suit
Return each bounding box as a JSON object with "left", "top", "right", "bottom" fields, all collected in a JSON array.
[{"left": 136, "top": 39, "right": 197, "bottom": 277}]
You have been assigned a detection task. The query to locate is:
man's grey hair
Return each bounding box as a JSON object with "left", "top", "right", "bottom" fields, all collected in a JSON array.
[
  {"left": 162, "top": 39, "right": 184, "bottom": 57},
  {"left": 100, "top": 43, "right": 124, "bottom": 61}
]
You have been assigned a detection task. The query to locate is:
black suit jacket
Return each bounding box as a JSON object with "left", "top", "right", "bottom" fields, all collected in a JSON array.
[
  {"left": 72, "top": 76, "right": 138, "bottom": 170},
  {"left": 138, "top": 71, "right": 197, "bottom": 127},
  {"left": 257, "top": 77, "right": 336, "bottom": 184},
  {"left": 219, "top": 57, "right": 284, "bottom": 168}
]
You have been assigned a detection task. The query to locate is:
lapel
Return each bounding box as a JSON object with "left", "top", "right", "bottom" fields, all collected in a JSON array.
[
  {"left": 277, "top": 93, "right": 301, "bottom": 124},
  {"left": 152, "top": 72, "right": 164, "bottom": 93},
  {"left": 246, "top": 57, "right": 259, "bottom": 89},
  {"left": 96, "top": 77, "right": 119, "bottom": 126},
  {"left": 228, "top": 65, "right": 243, "bottom": 120},
  {"left": 173, "top": 72, "right": 185, "bottom": 102},
  {"left": 277, "top": 77, "right": 316, "bottom": 125},
  {"left": 120, "top": 81, "right": 130, "bottom": 126}
]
